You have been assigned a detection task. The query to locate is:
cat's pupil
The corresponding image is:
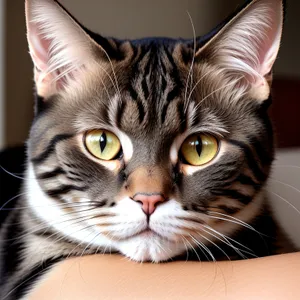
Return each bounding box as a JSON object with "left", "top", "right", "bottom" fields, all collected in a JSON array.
[
  {"left": 195, "top": 136, "right": 202, "bottom": 157},
  {"left": 99, "top": 132, "right": 107, "bottom": 152}
]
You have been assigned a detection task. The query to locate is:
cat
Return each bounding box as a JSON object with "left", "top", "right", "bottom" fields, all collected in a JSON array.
[{"left": 0, "top": 0, "right": 295, "bottom": 298}]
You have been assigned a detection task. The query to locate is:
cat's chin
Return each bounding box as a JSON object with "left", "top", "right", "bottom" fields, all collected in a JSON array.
[{"left": 117, "top": 231, "right": 186, "bottom": 263}]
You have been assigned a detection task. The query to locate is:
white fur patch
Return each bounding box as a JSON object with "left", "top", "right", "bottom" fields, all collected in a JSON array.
[{"left": 26, "top": 163, "right": 115, "bottom": 249}]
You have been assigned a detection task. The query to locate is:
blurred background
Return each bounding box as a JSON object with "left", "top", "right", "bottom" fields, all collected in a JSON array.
[{"left": 0, "top": 1, "right": 299, "bottom": 243}]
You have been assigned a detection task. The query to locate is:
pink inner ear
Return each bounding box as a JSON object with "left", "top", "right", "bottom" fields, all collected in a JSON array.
[
  {"left": 28, "top": 24, "right": 51, "bottom": 73},
  {"left": 259, "top": 26, "right": 282, "bottom": 77}
]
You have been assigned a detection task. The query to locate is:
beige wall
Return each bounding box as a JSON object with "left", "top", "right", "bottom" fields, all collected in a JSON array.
[
  {"left": 3, "top": 0, "right": 300, "bottom": 148},
  {"left": 0, "top": 0, "right": 5, "bottom": 149},
  {"left": 5, "top": 0, "right": 33, "bottom": 148},
  {"left": 59, "top": 0, "right": 241, "bottom": 38}
]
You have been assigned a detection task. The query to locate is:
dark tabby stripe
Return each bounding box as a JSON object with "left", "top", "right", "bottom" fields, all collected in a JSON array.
[
  {"left": 236, "top": 174, "right": 261, "bottom": 190},
  {"left": 65, "top": 175, "right": 85, "bottom": 182},
  {"left": 228, "top": 139, "right": 267, "bottom": 182},
  {"left": 217, "top": 205, "right": 241, "bottom": 214},
  {"left": 212, "top": 189, "right": 252, "bottom": 205},
  {"left": 128, "top": 85, "right": 145, "bottom": 124},
  {"left": 161, "top": 48, "right": 182, "bottom": 124},
  {"left": 141, "top": 51, "right": 154, "bottom": 100},
  {"left": 37, "top": 167, "right": 66, "bottom": 179},
  {"left": 31, "top": 134, "right": 74, "bottom": 164},
  {"left": 191, "top": 203, "right": 207, "bottom": 213},
  {"left": 248, "top": 136, "right": 273, "bottom": 164},
  {"left": 46, "top": 184, "right": 87, "bottom": 198},
  {"left": 177, "top": 101, "right": 187, "bottom": 133}
]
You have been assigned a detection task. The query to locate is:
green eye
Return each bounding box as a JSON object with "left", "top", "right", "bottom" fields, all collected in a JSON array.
[
  {"left": 85, "top": 130, "right": 121, "bottom": 161},
  {"left": 180, "top": 134, "right": 219, "bottom": 166}
]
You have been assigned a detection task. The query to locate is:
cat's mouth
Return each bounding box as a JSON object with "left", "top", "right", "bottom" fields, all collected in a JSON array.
[
  {"left": 126, "top": 228, "right": 156, "bottom": 239},
  {"left": 127, "top": 227, "right": 177, "bottom": 243}
]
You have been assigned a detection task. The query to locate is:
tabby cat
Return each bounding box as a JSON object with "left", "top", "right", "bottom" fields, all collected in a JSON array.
[{"left": 0, "top": 0, "right": 295, "bottom": 298}]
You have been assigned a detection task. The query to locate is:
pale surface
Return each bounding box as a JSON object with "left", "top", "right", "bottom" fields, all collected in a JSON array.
[
  {"left": 268, "top": 148, "right": 300, "bottom": 248},
  {"left": 28, "top": 253, "right": 300, "bottom": 300}
]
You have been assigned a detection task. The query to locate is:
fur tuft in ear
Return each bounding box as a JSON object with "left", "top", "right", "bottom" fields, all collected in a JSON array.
[
  {"left": 25, "top": 0, "right": 100, "bottom": 97},
  {"left": 197, "top": 0, "right": 284, "bottom": 100}
]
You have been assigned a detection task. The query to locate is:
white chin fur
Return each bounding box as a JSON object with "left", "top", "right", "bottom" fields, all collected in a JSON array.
[{"left": 118, "top": 232, "right": 186, "bottom": 262}]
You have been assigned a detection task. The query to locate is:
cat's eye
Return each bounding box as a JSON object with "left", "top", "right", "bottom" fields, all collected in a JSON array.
[
  {"left": 84, "top": 130, "right": 122, "bottom": 161},
  {"left": 180, "top": 134, "right": 218, "bottom": 166}
]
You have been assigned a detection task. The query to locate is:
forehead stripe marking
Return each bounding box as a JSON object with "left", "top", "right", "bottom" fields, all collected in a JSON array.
[{"left": 128, "top": 85, "right": 145, "bottom": 124}]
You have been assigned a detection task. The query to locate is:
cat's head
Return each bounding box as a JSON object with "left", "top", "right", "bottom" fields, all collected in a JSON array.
[{"left": 25, "top": 0, "right": 283, "bottom": 262}]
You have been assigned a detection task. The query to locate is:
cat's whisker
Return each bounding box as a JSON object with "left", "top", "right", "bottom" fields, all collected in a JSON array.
[
  {"left": 66, "top": 232, "right": 95, "bottom": 259},
  {"left": 186, "top": 68, "right": 215, "bottom": 108},
  {"left": 197, "top": 232, "right": 231, "bottom": 261},
  {"left": 1, "top": 201, "right": 97, "bottom": 212},
  {"left": 269, "top": 178, "right": 300, "bottom": 194},
  {"left": 75, "top": 231, "right": 106, "bottom": 283},
  {"left": 206, "top": 226, "right": 254, "bottom": 254},
  {"left": 269, "top": 191, "right": 300, "bottom": 216},
  {"left": 38, "top": 211, "right": 109, "bottom": 243},
  {"left": 189, "top": 233, "right": 216, "bottom": 262},
  {"left": 207, "top": 211, "right": 262, "bottom": 234},
  {"left": 190, "top": 233, "right": 227, "bottom": 291},
  {"left": 273, "top": 165, "right": 300, "bottom": 169},
  {"left": 80, "top": 232, "right": 103, "bottom": 258},
  {"left": 180, "top": 236, "right": 190, "bottom": 262},
  {"left": 0, "top": 165, "right": 28, "bottom": 181},
  {"left": 188, "top": 234, "right": 209, "bottom": 261},
  {"left": 202, "top": 225, "right": 254, "bottom": 259},
  {"left": 4, "top": 209, "right": 114, "bottom": 243},
  {"left": 192, "top": 76, "right": 243, "bottom": 112},
  {"left": 184, "top": 11, "right": 197, "bottom": 113},
  {"left": 206, "top": 214, "right": 269, "bottom": 247},
  {"left": 0, "top": 192, "right": 28, "bottom": 212},
  {"left": 182, "top": 235, "right": 202, "bottom": 262},
  {"left": 5, "top": 215, "right": 93, "bottom": 244},
  {"left": 153, "top": 239, "right": 172, "bottom": 262},
  {"left": 4, "top": 206, "right": 97, "bottom": 228},
  {"left": 201, "top": 226, "right": 246, "bottom": 259},
  {"left": 51, "top": 224, "right": 106, "bottom": 257},
  {"left": 94, "top": 48, "right": 122, "bottom": 100}
]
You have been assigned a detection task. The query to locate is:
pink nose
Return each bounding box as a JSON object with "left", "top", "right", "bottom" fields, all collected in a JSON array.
[{"left": 133, "top": 193, "right": 165, "bottom": 215}]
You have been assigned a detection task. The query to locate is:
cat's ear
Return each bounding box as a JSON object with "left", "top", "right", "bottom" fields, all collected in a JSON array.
[
  {"left": 25, "top": 0, "right": 102, "bottom": 97},
  {"left": 197, "top": 0, "right": 284, "bottom": 100}
]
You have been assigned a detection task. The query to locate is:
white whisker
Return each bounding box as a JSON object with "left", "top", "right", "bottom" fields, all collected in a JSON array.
[
  {"left": 270, "top": 178, "right": 300, "bottom": 195},
  {"left": 269, "top": 191, "right": 300, "bottom": 216},
  {"left": 184, "top": 11, "right": 197, "bottom": 113}
]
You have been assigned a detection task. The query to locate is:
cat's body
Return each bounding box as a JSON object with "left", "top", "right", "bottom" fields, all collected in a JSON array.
[{"left": 0, "top": 0, "right": 296, "bottom": 298}]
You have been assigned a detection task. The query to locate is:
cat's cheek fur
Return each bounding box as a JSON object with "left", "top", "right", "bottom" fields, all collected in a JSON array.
[{"left": 26, "top": 163, "right": 116, "bottom": 250}]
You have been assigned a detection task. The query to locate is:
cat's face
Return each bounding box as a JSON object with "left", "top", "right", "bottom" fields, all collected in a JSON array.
[{"left": 25, "top": 0, "right": 283, "bottom": 262}]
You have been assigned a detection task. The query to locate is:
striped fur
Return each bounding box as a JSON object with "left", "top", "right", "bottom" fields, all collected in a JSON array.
[{"left": 0, "top": 0, "right": 295, "bottom": 298}]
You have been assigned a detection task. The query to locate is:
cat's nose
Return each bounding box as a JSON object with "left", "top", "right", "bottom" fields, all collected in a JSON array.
[{"left": 133, "top": 193, "right": 165, "bottom": 215}]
